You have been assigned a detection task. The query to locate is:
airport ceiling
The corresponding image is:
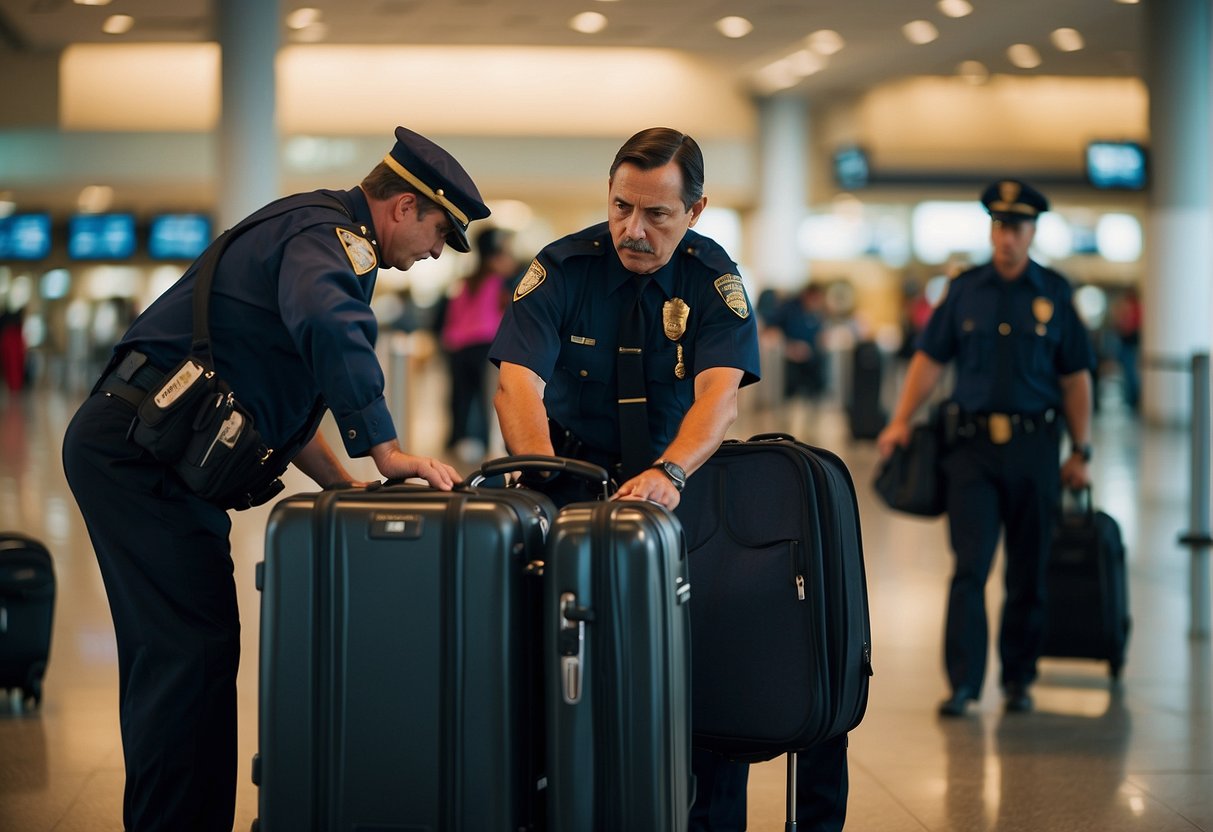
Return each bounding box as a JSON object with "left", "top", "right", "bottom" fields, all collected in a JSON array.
[{"left": 0, "top": 0, "right": 1143, "bottom": 98}]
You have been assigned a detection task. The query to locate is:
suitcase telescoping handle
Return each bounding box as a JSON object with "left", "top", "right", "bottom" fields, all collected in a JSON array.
[{"left": 469, "top": 455, "right": 612, "bottom": 500}]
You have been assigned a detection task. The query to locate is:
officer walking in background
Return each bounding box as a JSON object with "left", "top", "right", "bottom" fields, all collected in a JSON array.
[
  {"left": 62, "top": 126, "right": 485, "bottom": 832},
  {"left": 876, "top": 179, "right": 1095, "bottom": 717},
  {"left": 491, "top": 126, "right": 849, "bottom": 830}
]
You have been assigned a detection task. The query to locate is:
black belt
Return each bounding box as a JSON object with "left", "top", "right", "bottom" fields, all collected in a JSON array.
[
  {"left": 96, "top": 351, "right": 165, "bottom": 409},
  {"left": 957, "top": 409, "right": 1057, "bottom": 443}
]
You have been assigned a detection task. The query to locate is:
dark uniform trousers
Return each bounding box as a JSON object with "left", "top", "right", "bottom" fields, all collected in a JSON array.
[
  {"left": 62, "top": 392, "right": 239, "bottom": 832},
  {"left": 939, "top": 420, "right": 1061, "bottom": 695}
]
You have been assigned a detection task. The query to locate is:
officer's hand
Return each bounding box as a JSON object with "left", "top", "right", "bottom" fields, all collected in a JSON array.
[
  {"left": 1060, "top": 455, "right": 1090, "bottom": 490},
  {"left": 875, "top": 420, "right": 912, "bottom": 460},
  {"left": 384, "top": 453, "right": 462, "bottom": 491},
  {"left": 613, "top": 469, "right": 680, "bottom": 510}
]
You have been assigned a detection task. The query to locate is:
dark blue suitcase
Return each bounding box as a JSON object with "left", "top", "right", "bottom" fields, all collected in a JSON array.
[
  {"left": 253, "top": 481, "right": 554, "bottom": 831},
  {"left": 675, "top": 434, "right": 873, "bottom": 761},
  {"left": 544, "top": 498, "right": 693, "bottom": 831},
  {"left": 0, "top": 532, "right": 55, "bottom": 708},
  {"left": 1043, "top": 489, "right": 1131, "bottom": 679}
]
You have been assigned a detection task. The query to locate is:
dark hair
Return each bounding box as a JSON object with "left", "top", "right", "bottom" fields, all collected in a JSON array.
[
  {"left": 609, "top": 128, "right": 704, "bottom": 211},
  {"left": 360, "top": 161, "right": 440, "bottom": 216}
]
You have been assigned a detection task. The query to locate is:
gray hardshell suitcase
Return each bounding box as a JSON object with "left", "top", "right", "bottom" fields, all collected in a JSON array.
[
  {"left": 253, "top": 481, "right": 554, "bottom": 832},
  {"left": 545, "top": 498, "right": 693, "bottom": 832}
]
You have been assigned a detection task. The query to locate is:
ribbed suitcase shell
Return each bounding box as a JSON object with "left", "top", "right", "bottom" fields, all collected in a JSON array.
[
  {"left": 675, "top": 435, "right": 873, "bottom": 761},
  {"left": 545, "top": 500, "right": 693, "bottom": 832},
  {"left": 0, "top": 532, "right": 55, "bottom": 706},
  {"left": 255, "top": 484, "right": 553, "bottom": 832}
]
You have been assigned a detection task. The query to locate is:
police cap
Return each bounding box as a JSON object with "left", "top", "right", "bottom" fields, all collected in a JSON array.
[
  {"left": 383, "top": 126, "right": 490, "bottom": 253},
  {"left": 980, "top": 179, "right": 1049, "bottom": 224}
]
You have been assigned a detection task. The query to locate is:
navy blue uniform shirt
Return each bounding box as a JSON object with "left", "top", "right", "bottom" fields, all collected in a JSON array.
[
  {"left": 117, "top": 187, "right": 393, "bottom": 457},
  {"left": 490, "top": 223, "right": 761, "bottom": 454},
  {"left": 916, "top": 260, "right": 1095, "bottom": 413}
]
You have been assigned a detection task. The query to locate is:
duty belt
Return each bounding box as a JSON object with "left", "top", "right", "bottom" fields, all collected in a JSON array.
[{"left": 957, "top": 409, "right": 1057, "bottom": 444}]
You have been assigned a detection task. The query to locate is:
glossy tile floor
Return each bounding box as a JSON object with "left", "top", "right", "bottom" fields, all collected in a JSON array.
[{"left": 1, "top": 362, "right": 1210, "bottom": 831}]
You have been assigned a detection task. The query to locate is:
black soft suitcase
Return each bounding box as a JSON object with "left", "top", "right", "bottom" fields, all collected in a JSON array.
[
  {"left": 544, "top": 496, "right": 693, "bottom": 831},
  {"left": 675, "top": 434, "right": 873, "bottom": 761},
  {"left": 1042, "top": 489, "right": 1131, "bottom": 679},
  {"left": 254, "top": 480, "right": 554, "bottom": 831},
  {"left": 0, "top": 532, "right": 55, "bottom": 707},
  {"left": 847, "top": 340, "right": 887, "bottom": 440}
]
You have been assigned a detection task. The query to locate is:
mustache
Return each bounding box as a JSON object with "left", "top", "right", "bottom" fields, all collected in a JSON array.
[{"left": 619, "top": 237, "right": 655, "bottom": 254}]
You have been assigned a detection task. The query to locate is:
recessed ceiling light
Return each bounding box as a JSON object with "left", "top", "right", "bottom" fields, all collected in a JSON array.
[
  {"left": 569, "top": 11, "right": 608, "bottom": 34},
  {"left": 957, "top": 60, "right": 989, "bottom": 84},
  {"left": 755, "top": 59, "right": 800, "bottom": 93},
  {"left": 286, "top": 8, "right": 321, "bottom": 30},
  {"left": 806, "top": 29, "right": 845, "bottom": 56},
  {"left": 937, "top": 0, "right": 973, "bottom": 18},
  {"left": 1115, "top": 0, "right": 1139, "bottom": 4},
  {"left": 73, "top": 0, "right": 113, "bottom": 6},
  {"left": 101, "top": 14, "right": 134, "bottom": 35},
  {"left": 715, "top": 16, "right": 752, "bottom": 38},
  {"left": 902, "top": 20, "right": 939, "bottom": 45},
  {"left": 1051, "top": 27, "right": 1085, "bottom": 52},
  {"left": 1007, "top": 43, "right": 1043, "bottom": 69}
]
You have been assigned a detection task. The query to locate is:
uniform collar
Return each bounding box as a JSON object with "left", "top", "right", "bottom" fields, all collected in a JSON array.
[
  {"left": 980, "top": 258, "right": 1045, "bottom": 291},
  {"left": 335, "top": 187, "right": 379, "bottom": 246},
  {"left": 605, "top": 230, "right": 682, "bottom": 300}
]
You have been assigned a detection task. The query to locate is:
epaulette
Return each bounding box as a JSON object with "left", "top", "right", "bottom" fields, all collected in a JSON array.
[
  {"left": 680, "top": 230, "right": 736, "bottom": 275},
  {"left": 542, "top": 225, "right": 609, "bottom": 266}
]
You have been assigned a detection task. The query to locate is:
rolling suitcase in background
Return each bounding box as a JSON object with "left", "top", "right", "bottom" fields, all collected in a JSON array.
[
  {"left": 0, "top": 532, "right": 55, "bottom": 707},
  {"left": 847, "top": 340, "right": 887, "bottom": 440},
  {"left": 517, "top": 459, "right": 692, "bottom": 832},
  {"left": 1042, "top": 487, "right": 1131, "bottom": 679},
  {"left": 253, "top": 479, "right": 554, "bottom": 832},
  {"left": 674, "top": 434, "right": 872, "bottom": 821}
]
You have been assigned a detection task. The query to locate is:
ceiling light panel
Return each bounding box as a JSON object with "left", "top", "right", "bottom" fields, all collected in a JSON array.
[
  {"left": 902, "top": 20, "right": 939, "bottom": 45},
  {"left": 937, "top": 0, "right": 973, "bottom": 18},
  {"left": 715, "top": 16, "right": 752, "bottom": 38},
  {"left": 1007, "top": 43, "right": 1042, "bottom": 68},
  {"left": 569, "top": 12, "right": 608, "bottom": 34},
  {"left": 806, "top": 29, "right": 845, "bottom": 55},
  {"left": 1051, "top": 28, "right": 1085, "bottom": 52},
  {"left": 102, "top": 15, "right": 134, "bottom": 35}
]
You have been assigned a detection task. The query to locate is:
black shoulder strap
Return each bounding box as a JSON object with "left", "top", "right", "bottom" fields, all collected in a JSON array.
[{"left": 189, "top": 194, "right": 351, "bottom": 360}]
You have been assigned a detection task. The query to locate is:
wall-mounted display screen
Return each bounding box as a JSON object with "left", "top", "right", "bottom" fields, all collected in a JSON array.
[
  {"left": 0, "top": 214, "right": 53, "bottom": 261},
  {"left": 69, "top": 213, "right": 137, "bottom": 260},
  {"left": 1086, "top": 141, "right": 1147, "bottom": 190},
  {"left": 148, "top": 213, "right": 212, "bottom": 260}
]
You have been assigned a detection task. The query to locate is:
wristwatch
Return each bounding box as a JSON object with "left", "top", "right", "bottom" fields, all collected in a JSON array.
[
  {"left": 651, "top": 459, "right": 687, "bottom": 492},
  {"left": 1071, "top": 443, "right": 1092, "bottom": 462}
]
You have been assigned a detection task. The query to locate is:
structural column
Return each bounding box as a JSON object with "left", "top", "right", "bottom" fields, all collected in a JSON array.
[
  {"left": 216, "top": 0, "right": 280, "bottom": 232},
  {"left": 753, "top": 95, "right": 809, "bottom": 293},
  {"left": 1142, "top": 0, "right": 1212, "bottom": 425}
]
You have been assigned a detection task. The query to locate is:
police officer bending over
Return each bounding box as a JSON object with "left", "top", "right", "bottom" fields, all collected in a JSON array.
[
  {"left": 62, "top": 126, "right": 487, "bottom": 832},
  {"left": 490, "top": 126, "right": 849, "bottom": 831},
  {"left": 876, "top": 179, "right": 1095, "bottom": 718}
]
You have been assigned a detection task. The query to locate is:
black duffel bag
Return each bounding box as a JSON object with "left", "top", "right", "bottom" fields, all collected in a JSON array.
[{"left": 873, "top": 421, "right": 946, "bottom": 517}]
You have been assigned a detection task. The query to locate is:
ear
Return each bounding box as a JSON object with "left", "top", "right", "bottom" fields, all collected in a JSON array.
[
  {"left": 396, "top": 192, "right": 417, "bottom": 220},
  {"left": 686, "top": 196, "right": 708, "bottom": 227}
]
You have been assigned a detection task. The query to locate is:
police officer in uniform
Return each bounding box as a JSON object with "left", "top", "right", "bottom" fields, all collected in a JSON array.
[
  {"left": 491, "top": 126, "right": 849, "bottom": 831},
  {"left": 876, "top": 179, "right": 1095, "bottom": 717},
  {"left": 61, "top": 126, "right": 487, "bottom": 832}
]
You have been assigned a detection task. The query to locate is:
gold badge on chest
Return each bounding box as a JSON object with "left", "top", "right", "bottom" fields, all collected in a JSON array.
[
  {"left": 663, "top": 298, "right": 690, "bottom": 379},
  {"left": 1033, "top": 297, "right": 1053, "bottom": 336}
]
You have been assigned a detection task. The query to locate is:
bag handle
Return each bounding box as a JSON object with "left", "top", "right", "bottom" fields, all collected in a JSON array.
[
  {"left": 469, "top": 455, "right": 611, "bottom": 499},
  {"left": 748, "top": 432, "right": 798, "bottom": 443}
]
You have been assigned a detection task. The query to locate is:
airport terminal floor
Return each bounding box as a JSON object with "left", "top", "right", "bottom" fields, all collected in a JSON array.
[{"left": 1, "top": 356, "right": 1210, "bottom": 832}]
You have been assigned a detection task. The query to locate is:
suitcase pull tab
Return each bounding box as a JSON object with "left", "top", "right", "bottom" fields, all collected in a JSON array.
[{"left": 559, "top": 592, "right": 592, "bottom": 704}]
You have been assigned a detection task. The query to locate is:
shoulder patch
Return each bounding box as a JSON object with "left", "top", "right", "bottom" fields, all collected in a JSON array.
[
  {"left": 335, "top": 227, "right": 377, "bottom": 276},
  {"left": 713, "top": 274, "right": 751, "bottom": 319},
  {"left": 514, "top": 258, "right": 547, "bottom": 301}
]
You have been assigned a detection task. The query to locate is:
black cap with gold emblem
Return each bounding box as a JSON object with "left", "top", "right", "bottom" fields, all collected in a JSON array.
[
  {"left": 384, "top": 126, "right": 491, "bottom": 253},
  {"left": 980, "top": 179, "right": 1049, "bottom": 224}
]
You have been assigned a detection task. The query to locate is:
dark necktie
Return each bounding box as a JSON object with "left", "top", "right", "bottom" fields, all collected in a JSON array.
[{"left": 617, "top": 275, "right": 654, "bottom": 480}]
